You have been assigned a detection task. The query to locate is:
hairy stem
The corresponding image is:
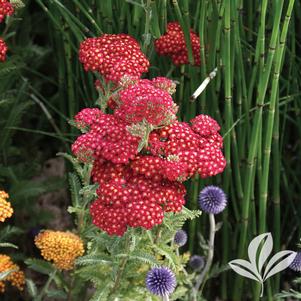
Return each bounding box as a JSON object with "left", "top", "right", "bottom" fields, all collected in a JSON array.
[
  {"left": 35, "top": 270, "right": 57, "bottom": 301},
  {"left": 192, "top": 214, "right": 215, "bottom": 300},
  {"left": 109, "top": 235, "right": 131, "bottom": 297}
]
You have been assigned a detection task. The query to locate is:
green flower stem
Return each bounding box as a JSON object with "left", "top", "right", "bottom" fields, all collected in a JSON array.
[
  {"left": 77, "top": 163, "right": 93, "bottom": 233},
  {"left": 188, "top": 176, "right": 199, "bottom": 254},
  {"left": 192, "top": 214, "right": 215, "bottom": 301},
  {"left": 109, "top": 234, "right": 131, "bottom": 297},
  {"left": 67, "top": 275, "right": 75, "bottom": 301},
  {"left": 175, "top": 248, "right": 188, "bottom": 277},
  {"left": 35, "top": 270, "right": 57, "bottom": 301}
]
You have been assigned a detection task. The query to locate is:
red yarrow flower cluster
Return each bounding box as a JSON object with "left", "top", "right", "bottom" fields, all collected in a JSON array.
[
  {"left": 114, "top": 79, "right": 178, "bottom": 127},
  {"left": 73, "top": 33, "right": 225, "bottom": 236},
  {"left": 141, "top": 117, "right": 225, "bottom": 180},
  {"left": 73, "top": 107, "right": 104, "bottom": 130},
  {"left": 0, "top": 0, "right": 13, "bottom": 23},
  {"left": 72, "top": 109, "right": 140, "bottom": 164},
  {"left": 90, "top": 161, "right": 186, "bottom": 235},
  {"left": 79, "top": 34, "right": 149, "bottom": 83},
  {"left": 72, "top": 108, "right": 225, "bottom": 236},
  {"left": 0, "top": 38, "right": 7, "bottom": 62},
  {"left": 155, "top": 22, "right": 200, "bottom": 66}
]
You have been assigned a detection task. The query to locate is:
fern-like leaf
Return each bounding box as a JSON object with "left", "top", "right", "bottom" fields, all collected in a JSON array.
[
  {"left": 76, "top": 254, "right": 113, "bottom": 266},
  {"left": 116, "top": 251, "right": 159, "bottom": 267},
  {"left": 152, "top": 245, "right": 179, "bottom": 270},
  {"left": 25, "top": 258, "right": 55, "bottom": 275},
  {"left": 68, "top": 172, "right": 82, "bottom": 207}
]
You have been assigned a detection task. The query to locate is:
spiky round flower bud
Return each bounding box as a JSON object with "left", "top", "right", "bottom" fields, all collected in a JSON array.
[
  {"left": 35, "top": 230, "right": 84, "bottom": 270},
  {"left": 174, "top": 229, "right": 187, "bottom": 247},
  {"left": 0, "top": 0, "right": 14, "bottom": 23},
  {"left": 189, "top": 255, "right": 205, "bottom": 270},
  {"left": 0, "top": 38, "right": 8, "bottom": 62},
  {"left": 290, "top": 252, "right": 301, "bottom": 272},
  {"left": 146, "top": 266, "right": 176, "bottom": 297},
  {"left": 198, "top": 185, "right": 227, "bottom": 214},
  {"left": 0, "top": 254, "right": 25, "bottom": 293},
  {"left": 0, "top": 190, "right": 13, "bottom": 222}
]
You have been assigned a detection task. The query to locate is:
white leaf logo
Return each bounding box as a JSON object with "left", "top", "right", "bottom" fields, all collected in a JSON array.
[
  {"left": 229, "top": 232, "right": 296, "bottom": 297},
  {"left": 228, "top": 259, "right": 262, "bottom": 282},
  {"left": 263, "top": 251, "right": 296, "bottom": 281}
]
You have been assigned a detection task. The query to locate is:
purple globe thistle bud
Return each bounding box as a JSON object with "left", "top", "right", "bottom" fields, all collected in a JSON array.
[
  {"left": 198, "top": 185, "right": 227, "bottom": 214},
  {"left": 189, "top": 255, "right": 205, "bottom": 271},
  {"left": 290, "top": 252, "right": 301, "bottom": 272},
  {"left": 174, "top": 230, "right": 187, "bottom": 247},
  {"left": 146, "top": 266, "right": 176, "bottom": 297}
]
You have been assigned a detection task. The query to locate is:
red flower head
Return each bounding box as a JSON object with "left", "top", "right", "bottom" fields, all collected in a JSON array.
[
  {"left": 0, "top": 38, "right": 7, "bottom": 62},
  {"left": 147, "top": 118, "right": 226, "bottom": 180},
  {"left": 79, "top": 34, "right": 149, "bottom": 83},
  {"left": 72, "top": 110, "right": 140, "bottom": 164},
  {"left": 90, "top": 160, "right": 186, "bottom": 236},
  {"left": 114, "top": 79, "right": 178, "bottom": 127},
  {"left": 155, "top": 22, "right": 201, "bottom": 66},
  {"left": 0, "top": 0, "right": 13, "bottom": 23},
  {"left": 151, "top": 77, "right": 177, "bottom": 95},
  {"left": 74, "top": 108, "right": 104, "bottom": 130}
]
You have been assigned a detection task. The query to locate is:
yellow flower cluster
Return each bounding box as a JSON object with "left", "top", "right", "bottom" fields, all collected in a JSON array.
[
  {"left": 0, "top": 254, "right": 25, "bottom": 293},
  {"left": 35, "top": 230, "right": 84, "bottom": 270},
  {"left": 0, "top": 191, "right": 13, "bottom": 222}
]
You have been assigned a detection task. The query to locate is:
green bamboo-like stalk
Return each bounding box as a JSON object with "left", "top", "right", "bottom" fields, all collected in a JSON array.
[
  {"left": 197, "top": 0, "right": 207, "bottom": 112},
  {"left": 71, "top": 0, "right": 102, "bottom": 34},
  {"left": 259, "top": 0, "right": 295, "bottom": 234},
  {"left": 222, "top": 0, "right": 232, "bottom": 190},
  {"left": 172, "top": 0, "right": 194, "bottom": 64},
  {"left": 142, "top": 0, "right": 152, "bottom": 54},
  {"left": 233, "top": 1, "right": 285, "bottom": 299},
  {"left": 258, "top": 3, "right": 295, "bottom": 298},
  {"left": 207, "top": 3, "right": 224, "bottom": 123},
  {"left": 272, "top": 101, "right": 281, "bottom": 297},
  {"left": 220, "top": 4, "right": 233, "bottom": 299}
]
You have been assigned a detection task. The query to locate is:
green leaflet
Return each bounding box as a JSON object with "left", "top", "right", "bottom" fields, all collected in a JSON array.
[
  {"left": 75, "top": 254, "right": 113, "bottom": 266},
  {"left": 68, "top": 172, "right": 82, "bottom": 207},
  {"left": 26, "top": 279, "right": 38, "bottom": 298},
  {"left": 116, "top": 251, "right": 160, "bottom": 267},
  {"left": 0, "top": 269, "right": 17, "bottom": 281},
  {"left": 25, "top": 258, "right": 55, "bottom": 275}
]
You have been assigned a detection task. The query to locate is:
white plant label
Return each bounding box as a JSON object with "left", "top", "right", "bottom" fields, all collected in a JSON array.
[{"left": 229, "top": 232, "right": 296, "bottom": 297}]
